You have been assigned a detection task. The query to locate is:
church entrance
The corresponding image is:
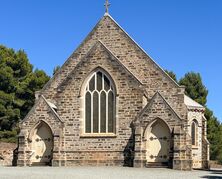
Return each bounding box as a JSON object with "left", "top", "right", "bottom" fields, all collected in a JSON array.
[
  {"left": 146, "top": 119, "right": 171, "bottom": 166},
  {"left": 30, "top": 121, "right": 54, "bottom": 166}
]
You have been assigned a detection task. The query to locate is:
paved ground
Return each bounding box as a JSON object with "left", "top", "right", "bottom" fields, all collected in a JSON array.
[{"left": 0, "top": 167, "right": 221, "bottom": 179}]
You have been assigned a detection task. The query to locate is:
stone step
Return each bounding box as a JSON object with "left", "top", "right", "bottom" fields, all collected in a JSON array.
[
  {"left": 31, "top": 162, "right": 50, "bottom": 166},
  {"left": 146, "top": 162, "right": 169, "bottom": 168}
]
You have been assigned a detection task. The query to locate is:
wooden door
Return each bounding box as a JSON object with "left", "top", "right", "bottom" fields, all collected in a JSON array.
[
  {"left": 31, "top": 122, "right": 53, "bottom": 165},
  {"left": 147, "top": 120, "right": 170, "bottom": 164}
]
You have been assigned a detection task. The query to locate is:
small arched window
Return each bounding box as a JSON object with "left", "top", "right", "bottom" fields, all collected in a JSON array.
[
  {"left": 191, "top": 120, "right": 198, "bottom": 146},
  {"left": 84, "top": 70, "right": 116, "bottom": 134}
]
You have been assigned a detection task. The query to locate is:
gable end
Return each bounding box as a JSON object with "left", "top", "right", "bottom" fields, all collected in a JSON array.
[{"left": 57, "top": 40, "right": 144, "bottom": 92}]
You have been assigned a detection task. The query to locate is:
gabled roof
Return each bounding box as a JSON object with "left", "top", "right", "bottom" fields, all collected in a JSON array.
[
  {"left": 40, "top": 13, "right": 181, "bottom": 94},
  {"left": 103, "top": 13, "right": 181, "bottom": 88},
  {"left": 22, "top": 95, "right": 64, "bottom": 123},
  {"left": 58, "top": 40, "right": 143, "bottom": 90},
  {"left": 184, "top": 95, "right": 204, "bottom": 109},
  {"left": 41, "top": 95, "right": 64, "bottom": 123},
  {"left": 135, "top": 91, "right": 182, "bottom": 123},
  {"left": 98, "top": 40, "right": 143, "bottom": 85}
]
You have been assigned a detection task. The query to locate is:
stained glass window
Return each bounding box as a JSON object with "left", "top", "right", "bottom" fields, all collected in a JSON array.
[
  {"left": 108, "top": 92, "right": 114, "bottom": 133},
  {"left": 100, "top": 91, "right": 106, "bottom": 133},
  {"left": 93, "top": 92, "right": 99, "bottom": 133},
  {"left": 191, "top": 121, "right": 198, "bottom": 146},
  {"left": 85, "top": 70, "right": 115, "bottom": 134},
  {"left": 85, "top": 92, "right": 91, "bottom": 133}
]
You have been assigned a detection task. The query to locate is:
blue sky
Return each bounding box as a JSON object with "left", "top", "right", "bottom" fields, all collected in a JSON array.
[{"left": 0, "top": 0, "right": 221, "bottom": 121}]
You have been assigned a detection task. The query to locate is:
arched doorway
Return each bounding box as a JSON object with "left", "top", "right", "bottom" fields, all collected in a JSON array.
[
  {"left": 146, "top": 119, "right": 171, "bottom": 166},
  {"left": 30, "top": 121, "right": 54, "bottom": 166}
]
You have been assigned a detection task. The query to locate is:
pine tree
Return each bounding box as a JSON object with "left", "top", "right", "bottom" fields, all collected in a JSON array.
[
  {"left": 179, "top": 72, "right": 208, "bottom": 106},
  {"left": 0, "top": 45, "right": 50, "bottom": 142}
]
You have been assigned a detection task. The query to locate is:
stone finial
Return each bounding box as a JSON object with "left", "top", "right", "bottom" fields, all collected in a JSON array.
[{"left": 35, "top": 91, "right": 40, "bottom": 100}]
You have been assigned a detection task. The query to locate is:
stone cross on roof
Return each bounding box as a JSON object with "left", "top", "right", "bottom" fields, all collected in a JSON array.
[{"left": 104, "top": 0, "right": 111, "bottom": 14}]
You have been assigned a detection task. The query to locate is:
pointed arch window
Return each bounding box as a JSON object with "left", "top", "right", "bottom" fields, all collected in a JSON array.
[
  {"left": 85, "top": 70, "right": 116, "bottom": 134},
  {"left": 191, "top": 120, "right": 198, "bottom": 146}
]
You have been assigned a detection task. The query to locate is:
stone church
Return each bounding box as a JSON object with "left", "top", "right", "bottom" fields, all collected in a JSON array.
[{"left": 17, "top": 2, "right": 209, "bottom": 170}]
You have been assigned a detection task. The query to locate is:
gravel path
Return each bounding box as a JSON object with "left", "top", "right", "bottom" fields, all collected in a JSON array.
[{"left": 0, "top": 167, "right": 221, "bottom": 179}]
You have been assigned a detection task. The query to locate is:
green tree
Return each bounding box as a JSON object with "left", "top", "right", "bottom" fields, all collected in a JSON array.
[
  {"left": 179, "top": 72, "right": 208, "bottom": 106},
  {"left": 165, "top": 70, "right": 177, "bottom": 82},
  {"left": 0, "top": 45, "right": 50, "bottom": 140},
  {"left": 205, "top": 108, "right": 222, "bottom": 163}
]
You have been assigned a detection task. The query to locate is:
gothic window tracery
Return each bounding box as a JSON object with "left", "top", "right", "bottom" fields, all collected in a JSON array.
[{"left": 85, "top": 70, "right": 115, "bottom": 134}]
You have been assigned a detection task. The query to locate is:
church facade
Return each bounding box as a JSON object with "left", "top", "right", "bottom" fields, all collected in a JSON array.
[{"left": 17, "top": 11, "right": 209, "bottom": 170}]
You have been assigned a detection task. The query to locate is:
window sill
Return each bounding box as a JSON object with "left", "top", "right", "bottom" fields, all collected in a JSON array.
[{"left": 80, "top": 133, "right": 117, "bottom": 138}]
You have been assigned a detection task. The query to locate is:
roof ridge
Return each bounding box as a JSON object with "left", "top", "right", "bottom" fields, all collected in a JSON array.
[
  {"left": 134, "top": 91, "right": 182, "bottom": 123},
  {"left": 184, "top": 94, "right": 204, "bottom": 109},
  {"left": 98, "top": 40, "right": 143, "bottom": 85},
  {"left": 41, "top": 95, "right": 64, "bottom": 123},
  {"left": 40, "top": 13, "right": 182, "bottom": 95},
  {"left": 105, "top": 14, "right": 181, "bottom": 88},
  {"left": 57, "top": 40, "right": 143, "bottom": 91},
  {"left": 156, "top": 92, "right": 182, "bottom": 120},
  {"left": 21, "top": 95, "right": 64, "bottom": 123},
  {"left": 40, "top": 15, "right": 106, "bottom": 93}
]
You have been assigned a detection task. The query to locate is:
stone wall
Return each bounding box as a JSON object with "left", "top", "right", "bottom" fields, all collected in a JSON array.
[
  {"left": 187, "top": 109, "right": 204, "bottom": 169},
  {"left": 40, "top": 15, "right": 187, "bottom": 122},
  {"left": 0, "top": 142, "right": 17, "bottom": 166},
  {"left": 56, "top": 42, "right": 143, "bottom": 166},
  {"left": 133, "top": 92, "right": 192, "bottom": 170},
  {"left": 17, "top": 13, "right": 208, "bottom": 170},
  {"left": 17, "top": 96, "right": 65, "bottom": 166}
]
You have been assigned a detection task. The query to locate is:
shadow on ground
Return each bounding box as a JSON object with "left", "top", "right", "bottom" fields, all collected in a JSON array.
[{"left": 201, "top": 169, "right": 222, "bottom": 179}]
